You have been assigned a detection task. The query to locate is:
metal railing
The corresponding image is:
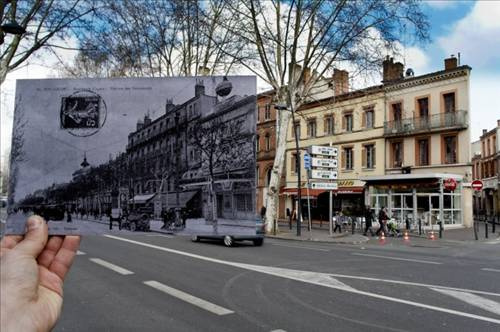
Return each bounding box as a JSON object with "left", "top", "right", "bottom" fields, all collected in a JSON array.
[{"left": 384, "top": 111, "right": 468, "bottom": 136}]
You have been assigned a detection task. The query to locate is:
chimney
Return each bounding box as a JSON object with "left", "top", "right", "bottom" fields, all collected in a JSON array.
[
  {"left": 482, "top": 129, "right": 487, "bottom": 135},
  {"left": 382, "top": 56, "right": 404, "bottom": 82},
  {"left": 444, "top": 55, "right": 458, "bottom": 70},
  {"left": 195, "top": 79, "right": 205, "bottom": 97},
  {"left": 332, "top": 69, "right": 349, "bottom": 95},
  {"left": 165, "top": 98, "right": 175, "bottom": 113},
  {"left": 144, "top": 114, "right": 152, "bottom": 126},
  {"left": 136, "top": 120, "right": 144, "bottom": 131}
]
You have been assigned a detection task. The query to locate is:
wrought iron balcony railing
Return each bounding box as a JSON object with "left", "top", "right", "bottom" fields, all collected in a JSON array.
[{"left": 384, "top": 111, "right": 468, "bottom": 137}]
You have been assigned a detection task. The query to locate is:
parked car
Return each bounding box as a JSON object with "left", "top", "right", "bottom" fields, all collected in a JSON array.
[
  {"left": 123, "top": 208, "right": 151, "bottom": 232},
  {"left": 191, "top": 216, "right": 265, "bottom": 247}
]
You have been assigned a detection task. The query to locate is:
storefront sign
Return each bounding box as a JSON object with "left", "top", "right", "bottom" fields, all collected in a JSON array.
[
  {"left": 310, "top": 145, "right": 338, "bottom": 157},
  {"left": 309, "top": 182, "right": 338, "bottom": 190},
  {"left": 337, "top": 180, "right": 355, "bottom": 186},
  {"left": 471, "top": 180, "right": 483, "bottom": 191},
  {"left": 443, "top": 178, "right": 457, "bottom": 191},
  {"left": 311, "top": 158, "right": 337, "bottom": 168},
  {"left": 311, "top": 170, "right": 338, "bottom": 180}
]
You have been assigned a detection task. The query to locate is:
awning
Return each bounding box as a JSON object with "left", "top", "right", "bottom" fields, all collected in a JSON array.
[
  {"left": 280, "top": 188, "right": 326, "bottom": 198},
  {"left": 164, "top": 191, "right": 197, "bottom": 208},
  {"left": 360, "top": 173, "right": 463, "bottom": 182},
  {"left": 336, "top": 187, "right": 364, "bottom": 194},
  {"left": 129, "top": 194, "right": 156, "bottom": 204}
]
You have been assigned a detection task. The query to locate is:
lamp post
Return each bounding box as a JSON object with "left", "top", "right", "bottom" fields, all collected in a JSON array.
[{"left": 275, "top": 103, "right": 301, "bottom": 236}]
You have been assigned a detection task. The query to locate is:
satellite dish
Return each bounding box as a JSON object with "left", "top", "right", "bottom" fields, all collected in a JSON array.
[{"left": 405, "top": 68, "right": 414, "bottom": 77}]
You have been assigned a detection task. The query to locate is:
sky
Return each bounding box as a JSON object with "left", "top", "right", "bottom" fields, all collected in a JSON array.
[{"left": 1, "top": 0, "right": 500, "bottom": 166}]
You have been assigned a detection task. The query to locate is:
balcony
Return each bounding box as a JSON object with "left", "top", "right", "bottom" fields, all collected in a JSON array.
[{"left": 384, "top": 111, "right": 468, "bottom": 137}]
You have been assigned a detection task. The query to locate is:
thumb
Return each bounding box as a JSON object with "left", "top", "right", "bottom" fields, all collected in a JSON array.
[{"left": 15, "top": 215, "right": 48, "bottom": 257}]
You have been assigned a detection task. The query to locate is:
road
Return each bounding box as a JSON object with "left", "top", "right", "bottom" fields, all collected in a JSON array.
[{"left": 5, "top": 216, "right": 500, "bottom": 331}]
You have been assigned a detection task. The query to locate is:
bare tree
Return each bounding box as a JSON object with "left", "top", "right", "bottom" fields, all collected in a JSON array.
[
  {"left": 62, "top": 0, "right": 243, "bottom": 78},
  {"left": 0, "top": 0, "right": 97, "bottom": 85},
  {"left": 215, "top": 0, "right": 428, "bottom": 233},
  {"left": 7, "top": 100, "right": 26, "bottom": 210}
]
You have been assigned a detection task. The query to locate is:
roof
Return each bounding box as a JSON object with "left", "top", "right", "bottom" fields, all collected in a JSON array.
[{"left": 360, "top": 173, "right": 463, "bottom": 182}]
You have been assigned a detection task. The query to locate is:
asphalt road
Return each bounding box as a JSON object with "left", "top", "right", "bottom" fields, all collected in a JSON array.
[{"left": 12, "top": 218, "right": 500, "bottom": 331}]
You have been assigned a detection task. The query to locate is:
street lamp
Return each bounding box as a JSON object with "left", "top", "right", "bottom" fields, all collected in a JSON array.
[{"left": 275, "top": 103, "right": 302, "bottom": 236}]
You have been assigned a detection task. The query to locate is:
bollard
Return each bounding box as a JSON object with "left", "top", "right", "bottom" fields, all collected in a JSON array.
[
  {"left": 438, "top": 222, "right": 443, "bottom": 239},
  {"left": 418, "top": 218, "right": 422, "bottom": 235},
  {"left": 485, "top": 221, "right": 488, "bottom": 239},
  {"left": 429, "top": 231, "right": 435, "bottom": 240},
  {"left": 492, "top": 219, "right": 496, "bottom": 233},
  {"left": 352, "top": 219, "right": 355, "bottom": 235}
]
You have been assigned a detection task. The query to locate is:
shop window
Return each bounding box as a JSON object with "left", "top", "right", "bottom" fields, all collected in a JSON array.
[
  {"left": 442, "top": 135, "right": 457, "bottom": 164},
  {"left": 443, "top": 92, "right": 455, "bottom": 113},
  {"left": 307, "top": 119, "right": 317, "bottom": 137},
  {"left": 391, "top": 141, "right": 403, "bottom": 168},
  {"left": 417, "top": 138, "right": 429, "bottom": 166},
  {"left": 324, "top": 115, "right": 334, "bottom": 135}
]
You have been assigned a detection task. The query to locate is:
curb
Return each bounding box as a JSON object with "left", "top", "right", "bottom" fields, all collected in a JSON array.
[{"left": 265, "top": 233, "right": 369, "bottom": 245}]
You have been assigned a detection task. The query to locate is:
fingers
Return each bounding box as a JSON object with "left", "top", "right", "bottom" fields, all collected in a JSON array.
[
  {"left": 0, "top": 235, "right": 23, "bottom": 250},
  {"left": 37, "top": 236, "right": 64, "bottom": 268},
  {"left": 48, "top": 236, "right": 80, "bottom": 281},
  {"left": 14, "top": 215, "right": 48, "bottom": 258}
]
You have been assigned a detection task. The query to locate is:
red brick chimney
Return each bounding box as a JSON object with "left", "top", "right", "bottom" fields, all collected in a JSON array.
[
  {"left": 382, "top": 56, "right": 404, "bottom": 82},
  {"left": 332, "top": 69, "right": 349, "bottom": 95},
  {"left": 444, "top": 55, "right": 458, "bottom": 70}
]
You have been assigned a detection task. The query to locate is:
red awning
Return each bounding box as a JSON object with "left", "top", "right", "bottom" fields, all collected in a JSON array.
[
  {"left": 280, "top": 188, "right": 326, "bottom": 197},
  {"left": 335, "top": 187, "right": 364, "bottom": 194}
]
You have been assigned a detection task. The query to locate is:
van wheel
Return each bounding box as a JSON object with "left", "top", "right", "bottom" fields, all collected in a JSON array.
[
  {"left": 253, "top": 238, "right": 264, "bottom": 246},
  {"left": 130, "top": 222, "right": 137, "bottom": 232},
  {"left": 223, "top": 235, "right": 233, "bottom": 247}
]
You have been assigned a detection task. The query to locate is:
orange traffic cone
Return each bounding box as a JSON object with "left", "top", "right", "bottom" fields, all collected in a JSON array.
[
  {"left": 403, "top": 230, "right": 410, "bottom": 241},
  {"left": 379, "top": 231, "right": 386, "bottom": 243},
  {"left": 429, "top": 231, "right": 436, "bottom": 240}
]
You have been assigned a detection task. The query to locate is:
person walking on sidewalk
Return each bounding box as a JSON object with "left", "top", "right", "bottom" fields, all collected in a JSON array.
[
  {"left": 363, "top": 205, "right": 375, "bottom": 236},
  {"left": 376, "top": 207, "right": 389, "bottom": 236},
  {"left": 333, "top": 211, "right": 342, "bottom": 233}
]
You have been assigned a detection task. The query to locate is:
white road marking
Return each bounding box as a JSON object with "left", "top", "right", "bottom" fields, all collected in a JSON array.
[
  {"left": 482, "top": 268, "right": 500, "bottom": 273},
  {"left": 89, "top": 258, "right": 134, "bottom": 275},
  {"left": 143, "top": 280, "right": 233, "bottom": 316},
  {"left": 352, "top": 252, "right": 442, "bottom": 265},
  {"left": 76, "top": 250, "right": 86, "bottom": 255},
  {"left": 270, "top": 330, "right": 287, "bottom": 332},
  {"left": 431, "top": 288, "right": 500, "bottom": 316},
  {"left": 271, "top": 243, "right": 330, "bottom": 252},
  {"left": 104, "top": 235, "right": 500, "bottom": 325}
]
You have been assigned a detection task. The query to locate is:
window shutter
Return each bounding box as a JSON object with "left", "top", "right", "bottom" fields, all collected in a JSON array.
[
  {"left": 362, "top": 112, "right": 366, "bottom": 128},
  {"left": 341, "top": 150, "right": 346, "bottom": 169},
  {"left": 373, "top": 146, "right": 376, "bottom": 167},
  {"left": 342, "top": 115, "right": 346, "bottom": 131},
  {"left": 362, "top": 146, "right": 367, "bottom": 168}
]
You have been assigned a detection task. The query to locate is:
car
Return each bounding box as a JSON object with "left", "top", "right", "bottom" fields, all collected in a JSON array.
[
  {"left": 123, "top": 209, "right": 151, "bottom": 232},
  {"left": 190, "top": 217, "right": 265, "bottom": 247}
]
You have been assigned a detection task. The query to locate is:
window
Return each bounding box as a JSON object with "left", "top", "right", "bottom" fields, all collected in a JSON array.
[
  {"left": 324, "top": 115, "right": 334, "bottom": 135},
  {"left": 417, "top": 97, "right": 429, "bottom": 118},
  {"left": 391, "top": 141, "right": 403, "bottom": 167},
  {"left": 443, "top": 135, "right": 457, "bottom": 164},
  {"left": 417, "top": 138, "right": 429, "bottom": 166},
  {"left": 264, "top": 104, "right": 271, "bottom": 120},
  {"left": 265, "top": 133, "right": 271, "bottom": 151},
  {"left": 443, "top": 92, "right": 455, "bottom": 113},
  {"left": 342, "top": 147, "right": 353, "bottom": 170},
  {"left": 365, "top": 109, "right": 374, "bottom": 128},
  {"left": 266, "top": 168, "right": 272, "bottom": 186},
  {"left": 392, "top": 102, "right": 402, "bottom": 121},
  {"left": 343, "top": 113, "right": 353, "bottom": 132},
  {"left": 257, "top": 107, "right": 261, "bottom": 122},
  {"left": 291, "top": 153, "right": 298, "bottom": 173},
  {"left": 256, "top": 135, "right": 260, "bottom": 152},
  {"left": 307, "top": 119, "right": 317, "bottom": 137},
  {"left": 363, "top": 144, "right": 376, "bottom": 169},
  {"left": 292, "top": 121, "right": 301, "bottom": 138}
]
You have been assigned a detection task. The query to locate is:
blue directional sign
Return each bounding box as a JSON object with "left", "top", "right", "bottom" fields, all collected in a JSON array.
[{"left": 304, "top": 153, "right": 312, "bottom": 170}]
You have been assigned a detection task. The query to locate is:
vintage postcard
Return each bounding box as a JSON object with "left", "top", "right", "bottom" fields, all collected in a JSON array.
[{"left": 6, "top": 76, "right": 258, "bottom": 237}]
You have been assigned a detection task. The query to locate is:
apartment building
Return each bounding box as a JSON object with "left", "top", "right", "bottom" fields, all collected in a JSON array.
[
  {"left": 472, "top": 121, "right": 500, "bottom": 217},
  {"left": 282, "top": 56, "right": 473, "bottom": 228}
]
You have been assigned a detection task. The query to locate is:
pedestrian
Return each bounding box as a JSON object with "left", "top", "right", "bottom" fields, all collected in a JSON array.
[
  {"left": 376, "top": 207, "right": 389, "bottom": 236},
  {"left": 260, "top": 206, "right": 267, "bottom": 223},
  {"left": 286, "top": 208, "right": 292, "bottom": 229},
  {"left": 363, "top": 205, "right": 375, "bottom": 236},
  {"left": 161, "top": 209, "right": 168, "bottom": 229},
  {"left": 66, "top": 208, "right": 72, "bottom": 223},
  {"left": 181, "top": 208, "right": 188, "bottom": 228},
  {"left": 333, "top": 212, "right": 342, "bottom": 233}
]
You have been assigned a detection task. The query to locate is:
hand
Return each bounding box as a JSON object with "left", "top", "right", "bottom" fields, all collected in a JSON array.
[{"left": 1, "top": 215, "right": 80, "bottom": 332}]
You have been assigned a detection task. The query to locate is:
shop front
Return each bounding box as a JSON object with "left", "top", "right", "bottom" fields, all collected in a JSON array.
[{"left": 361, "top": 174, "right": 466, "bottom": 228}]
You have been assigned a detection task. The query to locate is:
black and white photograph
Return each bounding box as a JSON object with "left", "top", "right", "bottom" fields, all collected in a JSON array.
[{"left": 6, "top": 76, "right": 258, "bottom": 237}]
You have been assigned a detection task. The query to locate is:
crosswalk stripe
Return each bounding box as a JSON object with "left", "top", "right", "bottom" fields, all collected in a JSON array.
[
  {"left": 431, "top": 288, "right": 500, "bottom": 316},
  {"left": 89, "top": 258, "right": 134, "bottom": 275},
  {"left": 143, "top": 280, "right": 233, "bottom": 316},
  {"left": 76, "top": 250, "right": 86, "bottom": 255}
]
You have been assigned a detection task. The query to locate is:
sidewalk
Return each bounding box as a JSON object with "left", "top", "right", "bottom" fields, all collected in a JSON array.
[
  {"left": 150, "top": 218, "right": 259, "bottom": 236},
  {"left": 266, "top": 227, "right": 369, "bottom": 244}
]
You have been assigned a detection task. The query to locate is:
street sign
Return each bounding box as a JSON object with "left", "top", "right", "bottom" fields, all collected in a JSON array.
[
  {"left": 443, "top": 178, "right": 457, "bottom": 191},
  {"left": 310, "top": 145, "right": 338, "bottom": 157},
  {"left": 303, "top": 153, "right": 311, "bottom": 170},
  {"left": 471, "top": 180, "right": 483, "bottom": 191},
  {"left": 311, "top": 169, "right": 338, "bottom": 180},
  {"left": 309, "top": 182, "right": 338, "bottom": 190},
  {"left": 311, "top": 158, "right": 337, "bottom": 168}
]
